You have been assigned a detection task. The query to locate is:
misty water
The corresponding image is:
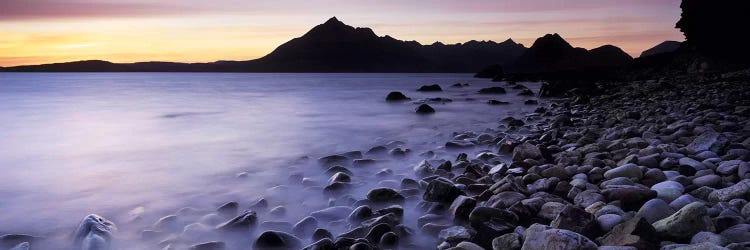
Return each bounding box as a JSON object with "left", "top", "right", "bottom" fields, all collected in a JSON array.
[{"left": 0, "top": 73, "right": 540, "bottom": 249}]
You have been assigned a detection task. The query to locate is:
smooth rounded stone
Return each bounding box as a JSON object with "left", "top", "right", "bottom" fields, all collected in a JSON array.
[
  {"left": 604, "top": 164, "right": 642, "bottom": 179},
  {"left": 375, "top": 168, "right": 394, "bottom": 177},
  {"left": 693, "top": 174, "right": 721, "bottom": 187},
  {"left": 349, "top": 242, "right": 374, "bottom": 250},
  {"left": 269, "top": 206, "right": 287, "bottom": 218},
  {"left": 216, "top": 210, "right": 257, "bottom": 231},
  {"left": 415, "top": 104, "right": 436, "bottom": 114},
  {"left": 594, "top": 205, "right": 625, "bottom": 217},
  {"left": 679, "top": 157, "right": 707, "bottom": 175},
  {"left": 686, "top": 129, "right": 720, "bottom": 154},
  {"left": 154, "top": 214, "right": 181, "bottom": 232},
  {"left": 73, "top": 214, "right": 116, "bottom": 250},
  {"left": 742, "top": 203, "right": 750, "bottom": 218},
  {"left": 637, "top": 154, "right": 661, "bottom": 168},
  {"left": 446, "top": 140, "right": 476, "bottom": 149},
  {"left": 348, "top": 205, "right": 374, "bottom": 224},
  {"left": 601, "top": 185, "right": 658, "bottom": 211},
  {"left": 188, "top": 241, "right": 226, "bottom": 250},
  {"left": 318, "top": 155, "right": 349, "bottom": 166},
  {"left": 487, "top": 191, "right": 526, "bottom": 209},
  {"left": 585, "top": 202, "right": 607, "bottom": 215},
  {"left": 538, "top": 202, "right": 567, "bottom": 221},
  {"left": 652, "top": 202, "right": 715, "bottom": 240},
  {"left": 574, "top": 190, "right": 606, "bottom": 208},
  {"left": 304, "top": 238, "right": 335, "bottom": 250},
  {"left": 385, "top": 91, "right": 409, "bottom": 101},
  {"left": 311, "top": 206, "right": 353, "bottom": 221},
  {"left": 642, "top": 168, "right": 668, "bottom": 186},
  {"left": 413, "top": 160, "right": 434, "bottom": 177},
  {"left": 636, "top": 199, "right": 676, "bottom": 224},
  {"left": 417, "top": 84, "right": 442, "bottom": 92},
  {"left": 217, "top": 201, "right": 238, "bottom": 218},
  {"left": 365, "top": 223, "right": 392, "bottom": 243},
  {"left": 669, "top": 194, "right": 702, "bottom": 210},
  {"left": 323, "top": 182, "right": 352, "bottom": 195},
  {"left": 254, "top": 231, "right": 303, "bottom": 250},
  {"left": 521, "top": 224, "right": 598, "bottom": 250},
  {"left": 312, "top": 228, "right": 334, "bottom": 242},
  {"left": 512, "top": 142, "right": 542, "bottom": 162},
  {"left": 691, "top": 231, "right": 730, "bottom": 246},
  {"left": 366, "top": 188, "right": 405, "bottom": 204},
  {"left": 651, "top": 181, "right": 685, "bottom": 203},
  {"left": 598, "top": 217, "right": 658, "bottom": 249},
  {"left": 249, "top": 198, "right": 269, "bottom": 211},
  {"left": 329, "top": 172, "right": 351, "bottom": 184},
  {"left": 597, "top": 214, "right": 623, "bottom": 231},
  {"left": 451, "top": 241, "right": 485, "bottom": 250},
  {"left": 292, "top": 216, "right": 318, "bottom": 237},
  {"left": 448, "top": 195, "right": 477, "bottom": 222},
  {"left": 438, "top": 226, "right": 472, "bottom": 243},
  {"left": 182, "top": 223, "right": 213, "bottom": 239},
  {"left": 719, "top": 224, "right": 750, "bottom": 243},
  {"left": 379, "top": 231, "right": 399, "bottom": 248},
  {"left": 716, "top": 160, "right": 742, "bottom": 176},
  {"left": 661, "top": 242, "right": 727, "bottom": 250},
  {"left": 325, "top": 166, "right": 353, "bottom": 175},
  {"left": 424, "top": 177, "right": 464, "bottom": 203},
  {"left": 708, "top": 179, "right": 750, "bottom": 202},
  {"left": 492, "top": 232, "right": 522, "bottom": 250},
  {"left": 7, "top": 242, "right": 30, "bottom": 250},
  {"left": 541, "top": 165, "right": 570, "bottom": 179}
]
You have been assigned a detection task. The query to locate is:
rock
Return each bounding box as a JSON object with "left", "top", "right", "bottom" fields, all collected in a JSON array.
[
  {"left": 292, "top": 216, "right": 318, "bottom": 237},
  {"left": 598, "top": 217, "right": 658, "bottom": 249},
  {"left": 367, "top": 188, "right": 405, "bottom": 204},
  {"left": 524, "top": 99, "right": 538, "bottom": 105},
  {"left": 687, "top": 129, "right": 720, "bottom": 154},
  {"left": 575, "top": 190, "right": 606, "bottom": 208},
  {"left": 492, "top": 232, "right": 522, "bottom": 250},
  {"left": 417, "top": 84, "right": 442, "bottom": 92},
  {"left": 550, "top": 205, "right": 599, "bottom": 237},
  {"left": 380, "top": 231, "right": 399, "bottom": 248},
  {"left": 479, "top": 87, "right": 507, "bottom": 94},
  {"left": 423, "top": 177, "right": 464, "bottom": 203},
  {"left": 597, "top": 214, "right": 623, "bottom": 232},
  {"left": 601, "top": 185, "right": 657, "bottom": 211},
  {"left": 636, "top": 199, "right": 676, "bottom": 223},
  {"left": 678, "top": 157, "right": 706, "bottom": 176},
  {"left": 254, "top": 231, "right": 303, "bottom": 250},
  {"left": 0, "top": 235, "right": 41, "bottom": 250},
  {"left": 312, "top": 228, "right": 334, "bottom": 242},
  {"left": 521, "top": 224, "right": 598, "bottom": 250},
  {"left": 217, "top": 202, "right": 238, "bottom": 218},
  {"left": 416, "top": 104, "right": 436, "bottom": 114},
  {"left": 692, "top": 174, "right": 721, "bottom": 187},
  {"left": 446, "top": 140, "right": 475, "bottom": 149},
  {"left": 385, "top": 91, "right": 410, "bottom": 101},
  {"left": 311, "top": 206, "right": 353, "bottom": 221},
  {"left": 539, "top": 202, "right": 567, "bottom": 221},
  {"left": 348, "top": 205, "right": 374, "bottom": 224},
  {"left": 708, "top": 179, "right": 750, "bottom": 202},
  {"left": 716, "top": 160, "right": 741, "bottom": 176},
  {"left": 719, "top": 224, "right": 750, "bottom": 244},
  {"left": 454, "top": 241, "right": 485, "bottom": 250},
  {"left": 7, "top": 242, "right": 29, "bottom": 250},
  {"left": 652, "top": 202, "right": 714, "bottom": 240},
  {"left": 650, "top": 181, "right": 685, "bottom": 203},
  {"left": 488, "top": 100, "right": 510, "bottom": 105},
  {"left": 518, "top": 89, "right": 534, "bottom": 96},
  {"left": 269, "top": 206, "right": 286, "bottom": 217},
  {"left": 512, "top": 142, "right": 542, "bottom": 162},
  {"left": 73, "top": 214, "right": 116, "bottom": 250},
  {"left": 603, "top": 164, "right": 642, "bottom": 179},
  {"left": 216, "top": 210, "right": 257, "bottom": 231},
  {"left": 329, "top": 172, "right": 351, "bottom": 183},
  {"left": 690, "top": 232, "right": 730, "bottom": 246},
  {"left": 318, "top": 155, "right": 349, "bottom": 166},
  {"left": 449, "top": 195, "right": 477, "bottom": 222},
  {"left": 188, "top": 241, "right": 226, "bottom": 250},
  {"left": 438, "top": 226, "right": 472, "bottom": 244},
  {"left": 303, "top": 238, "right": 335, "bottom": 250}
]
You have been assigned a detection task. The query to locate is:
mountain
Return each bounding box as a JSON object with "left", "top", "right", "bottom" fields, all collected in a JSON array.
[
  {"left": 640, "top": 41, "right": 682, "bottom": 58},
  {"left": 1, "top": 17, "right": 526, "bottom": 73},
  {"left": 505, "top": 33, "right": 632, "bottom": 74}
]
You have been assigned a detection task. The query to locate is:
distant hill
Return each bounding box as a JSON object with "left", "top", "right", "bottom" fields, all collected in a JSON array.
[
  {"left": 640, "top": 41, "right": 682, "bottom": 58},
  {"left": 506, "top": 33, "right": 632, "bottom": 74},
  {"left": 1, "top": 17, "right": 526, "bottom": 73}
]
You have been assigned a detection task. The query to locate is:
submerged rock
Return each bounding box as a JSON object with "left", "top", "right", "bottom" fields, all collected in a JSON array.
[
  {"left": 478, "top": 87, "right": 507, "bottom": 94},
  {"left": 254, "top": 231, "right": 302, "bottom": 250},
  {"left": 73, "top": 214, "right": 116, "bottom": 250},
  {"left": 415, "top": 104, "right": 436, "bottom": 114},
  {"left": 417, "top": 84, "right": 442, "bottom": 92},
  {"left": 385, "top": 91, "right": 410, "bottom": 101}
]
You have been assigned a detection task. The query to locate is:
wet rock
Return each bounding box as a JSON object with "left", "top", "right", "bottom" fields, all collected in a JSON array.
[
  {"left": 690, "top": 232, "right": 730, "bottom": 246},
  {"left": 488, "top": 100, "right": 510, "bottom": 105},
  {"left": 604, "top": 164, "right": 642, "bottom": 179},
  {"left": 601, "top": 185, "right": 657, "bottom": 211},
  {"left": 367, "top": 188, "right": 405, "bottom": 204},
  {"left": 303, "top": 238, "right": 335, "bottom": 250},
  {"left": 254, "top": 231, "right": 303, "bottom": 250},
  {"left": 348, "top": 205, "right": 374, "bottom": 224},
  {"left": 479, "top": 87, "right": 507, "bottom": 94},
  {"left": 692, "top": 174, "right": 721, "bottom": 187},
  {"left": 511, "top": 142, "right": 542, "bottom": 162},
  {"left": 719, "top": 224, "right": 750, "bottom": 244},
  {"left": 417, "top": 84, "right": 442, "bottom": 92},
  {"left": 292, "top": 216, "right": 318, "bottom": 237},
  {"left": 445, "top": 140, "right": 475, "bottom": 149},
  {"left": 423, "top": 177, "right": 464, "bottom": 203},
  {"left": 597, "top": 214, "right": 623, "bottom": 231},
  {"left": 379, "top": 231, "right": 399, "bottom": 248},
  {"left": 439, "top": 226, "right": 472, "bottom": 244},
  {"left": 415, "top": 104, "right": 436, "bottom": 114},
  {"left": 448, "top": 195, "right": 476, "bottom": 222},
  {"left": 652, "top": 202, "right": 714, "bottom": 240},
  {"left": 318, "top": 155, "right": 349, "bottom": 166},
  {"left": 550, "top": 205, "right": 599, "bottom": 237},
  {"left": 521, "top": 224, "right": 598, "bottom": 250},
  {"left": 0, "top": 235, "right": 41, "bottom": 250},
  {"left": 524, "top": 99, "right": 538, "bottom": 105},
  {"left": 538, "top": 201, "right": 567, "bottom": 221},
  {"left": 311, "top": 206, "right": 353, "bottom": 221},
  {"left": 329, "top": 172, "right": 351, "bottom": 183},
  {"left": 217, "top": 202, "right": 238, "bottom": 218},
  {"left": 385, "top": 91, "right": 410, "bottom": 101},
  {"left": 453, "top": 241, "right": 485, "bottom": 250},
  {"left": 492, "top": 232, "right": 522, "bottom": 250},
  {"left": 216, "top": 210, "right": 257, "bottom": 231},
  {"left": 73, "top": 214, "right": 116, "bottom": 250},
  {"left": 269, "top": 206, "right": 286, "bottom": 218},
  {"left": 598, "top": 217, "right": 658, "bottom": 249},
  {"left": 188, "top": 241, "right": 226, "bottom": 250},
  {"left": 708, "top": 179, "right": 750, "bottom": 202},
  {"left": 574, "top": 190, "right": 605, "bottom": 208},
  {"left": 313, "top": 228, "right": 334, "bottom": 242}
]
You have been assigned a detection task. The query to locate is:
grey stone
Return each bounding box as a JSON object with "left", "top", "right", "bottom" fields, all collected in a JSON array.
[{"left": 652, "top": 202, "right": 715, "bottom": 240}]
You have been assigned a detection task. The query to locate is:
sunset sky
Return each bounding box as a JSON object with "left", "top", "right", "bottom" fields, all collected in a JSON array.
[{"left": 0, "top": 0, "right": 684, "bottom": 67}]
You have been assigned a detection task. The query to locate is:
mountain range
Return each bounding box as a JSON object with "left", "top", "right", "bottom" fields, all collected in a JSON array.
[{"left": 1, "top": 17, "right": 657, "bottom": 73}]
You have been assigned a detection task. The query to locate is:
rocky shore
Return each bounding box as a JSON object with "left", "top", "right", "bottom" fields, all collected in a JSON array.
[{"left": 3, "top": 71, "right": 750, "bottom": 250}]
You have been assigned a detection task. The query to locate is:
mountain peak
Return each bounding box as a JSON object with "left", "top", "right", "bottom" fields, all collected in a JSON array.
[
  {"left": 324, "top": 16, "right": 343, "bottom": 25},
  {"left": 531, "top": 33, "right": 572, "bottom": 49}
]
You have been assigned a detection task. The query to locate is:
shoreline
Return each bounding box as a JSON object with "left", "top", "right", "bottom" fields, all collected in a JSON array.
[{"left": 3, "top": 72, "right": 750, "bottom": 249}]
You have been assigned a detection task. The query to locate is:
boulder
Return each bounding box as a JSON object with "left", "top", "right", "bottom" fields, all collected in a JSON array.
[
  {"left": 423, "top": 177, "right": 464, "bottom": 203},
  {"left": 521, "top": 224, "right": 598, "bottom": 250},
  {"left": 636, "top": 199, "right": 676, "bottom": 223},
  {"left": 708, "top": 179, "right": 750, "bottom": 202},
  {"left": 603, "top": 164, "right": 642, "bottom": 179},
  {"left": 512, "top": 142, "right": 543, "bottom": 162},
  {"left": 415, "top": 104, "right": 435, "bottom": 114},
  {"left": 216, "top": 210, "right": 257, "bottom": 231},
  {"left": 417, "top": 84, "right": 442, "bottom": 92},
  {"left": 597, "top": 217, "right": 658, "bottom": 249},
  {"left": 550, "top": 205, "right": 599, "bottom": 237},
  {"left": 366, "top": 188, "right": 405, "bottom": 204},
  {"left": 72, "top": 214, "right": 116, "bottom": 250},
  {"left": 650, "top": 181, "right": 685, "bottom": 203},
  {"left": 449, "top": 196, "right": 477, "bottom": 222},
  {"left": 652, "top": 202, "right": 714, "bottom": 240},
  {"left": 385, "top": 91, "right": 410, "bottom": 101},
  {"left": 253, "top": 231, "right": 302, "bottom": 250},
  {"left": 492, "top": 232, "right": 522, "bottom": 250}
]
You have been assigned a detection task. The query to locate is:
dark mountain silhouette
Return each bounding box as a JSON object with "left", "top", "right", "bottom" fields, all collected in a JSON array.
[
  {"left": 504, "top": 33, "right": 632, "bottom": 74},
  {"left": 2, "top": 17, "right": 526, "bottom": 73},
  {"left": 640, "top": 41, "right": 682, "bottom": 58}
]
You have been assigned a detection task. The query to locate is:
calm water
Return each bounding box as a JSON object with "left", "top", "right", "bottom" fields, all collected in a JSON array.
[{"left": 0, "top": 73, "right": 539, "bottom": 248}]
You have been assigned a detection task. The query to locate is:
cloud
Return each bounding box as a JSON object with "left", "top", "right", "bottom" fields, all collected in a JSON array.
[{"left": 0, "top": 0, "right": 199, "bottom": 21}]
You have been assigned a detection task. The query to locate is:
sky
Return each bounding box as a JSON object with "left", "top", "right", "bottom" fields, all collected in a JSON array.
[{"left": 0, "top": 0, "right": 685, "bottom": 67}]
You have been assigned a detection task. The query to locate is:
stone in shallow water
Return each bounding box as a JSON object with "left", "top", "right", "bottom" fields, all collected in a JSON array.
[
  {"left": 415, "top": 104, "right": 435, "bottom": 114},
  {"left": 423, "top": 177, "right": 464, "bottom": 203},
  {"left": 310, "top": 206, "right": 353, "bottom": 221},
  {"left": 215, "top": 210, "right": 257, "bottom": 232},
  {"left": 73, "top": 214, "right": 116, "bottom": 250},
  {"left": 478, "top": 87, "right": 506, "bottom": 94},
  {"left": 417, "top": 84, "right": 442, "bottom": 92},
  {"left": 366, "top": 188, "right": 405, "bottom": 204},
  {"left": 385, "top": 91, "right": 409, "bottom": 101},
  {"left": 254, "top": 231, "right": 302, "bottom": 250},
  {"left": 188, "top": 241, "right": 226, "bottom": 250}
]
